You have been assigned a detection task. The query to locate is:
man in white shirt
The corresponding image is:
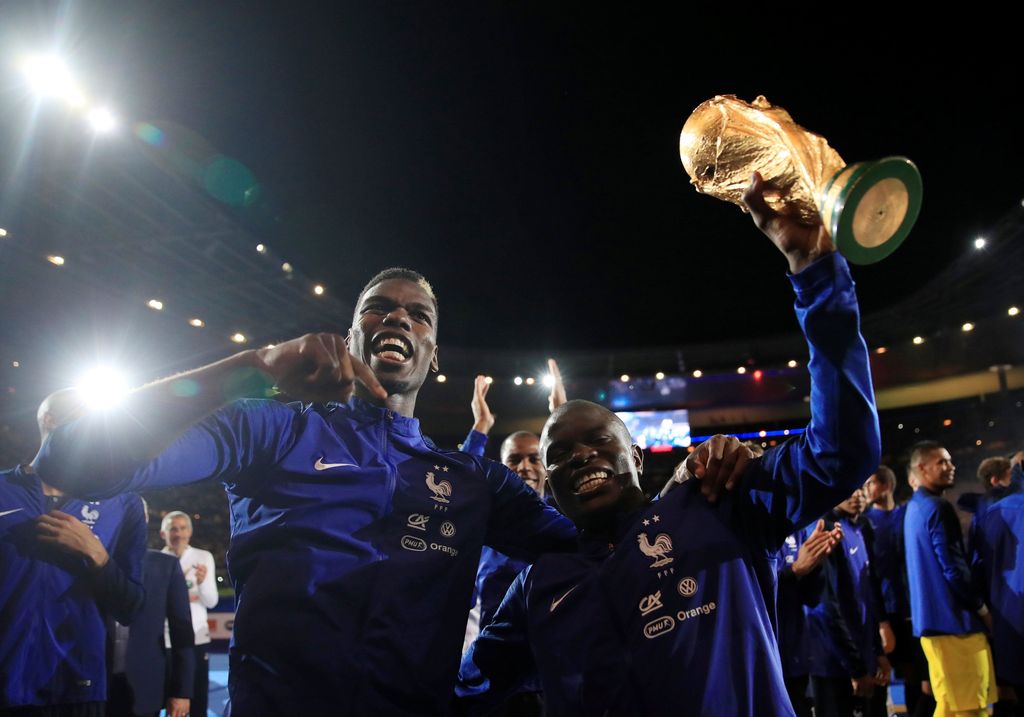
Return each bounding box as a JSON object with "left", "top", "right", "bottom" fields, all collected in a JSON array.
[{"left": 161, "top": 510, "right": 218, "bottom": 717}]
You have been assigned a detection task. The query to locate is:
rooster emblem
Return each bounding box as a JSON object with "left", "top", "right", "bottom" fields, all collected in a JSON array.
[
  {"left": 637, "top": 532, "right": 674, "bottom": 568},
  {"left": 425, "top": 471, "right": 452, "bottom": 504}
]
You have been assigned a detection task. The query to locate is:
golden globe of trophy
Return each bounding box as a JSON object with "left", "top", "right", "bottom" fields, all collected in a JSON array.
[{"left": 679, "top": 95, "right": 921, "bottom": 264}]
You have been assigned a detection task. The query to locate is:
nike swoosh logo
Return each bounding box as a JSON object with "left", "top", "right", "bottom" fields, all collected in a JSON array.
[
  {"left": 0, "top": 508, "right": 25, "bottom": 517},
  {"left": 314, "top": 457, "right": 358, "bottom": 471},
  {"left": 849, "top": 546, "right": 859, "bottom": 554},
  {"left": 550, "top": 585, "right": 578, "bottom": 612}
]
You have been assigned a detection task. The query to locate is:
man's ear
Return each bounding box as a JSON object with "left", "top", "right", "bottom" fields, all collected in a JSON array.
[
  {"left": 430, "top": 347, "right": 439, "bottom": 373},
  {"left": 633, "top": 444, "right": 644, "bottom": 476}
]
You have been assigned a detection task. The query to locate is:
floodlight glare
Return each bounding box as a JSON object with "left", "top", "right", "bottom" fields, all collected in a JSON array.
[
  {"left": 542, "top": 374, "right": 555, "bottom": 388},
  {"left": 75, "top": 366, "right": 131, "bottom": 410},
  {"left": 21, "top": 54, "right": 77, "bottom": 99},
  {"left": 86, "top": 106, "right": 118, "bottom": 133}
]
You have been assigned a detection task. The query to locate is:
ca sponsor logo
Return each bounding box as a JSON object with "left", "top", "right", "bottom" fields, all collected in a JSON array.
[
  {"left": 430, "top": 542, "right": 458, "bottom": 558},
  {"left": 637, "top": 532, "right": 674, "bottom": 569},
  {"left": 407, "top": 514, "right": 429, "bottom": 531},
  {"left": 81, "top": 505, "right": 100, "bottom": 524},
  {"left": 677, "top": 577, "right": 698, "bottom": 597},
  {"left": 643, "top": 615, "right": 676, "bottom": 639},
  {"left": 638, "top": 590, "right": 663, "bottom": 616},
  {"left": 425, "top": 470, "right": 453, "bottom": 504},
  {"left": 440, "top": 521, "right": 456, "bottom": 538},
  {"left": 677, "top": 601, "right": 717, "bottom": 622},
  {"left": 401, "top": 535, "right": 427, "bottom": 552}
]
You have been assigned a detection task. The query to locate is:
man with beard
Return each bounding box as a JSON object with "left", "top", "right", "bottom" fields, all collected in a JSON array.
[
  {"left": 905, "top": 441, "right": 997, "bottom": 717},
  {"left": 456, "top": 173, "right": 881, "bottom": 716},
  {"left": 34, "top": 268, "right": 739, "bottom": 715}
]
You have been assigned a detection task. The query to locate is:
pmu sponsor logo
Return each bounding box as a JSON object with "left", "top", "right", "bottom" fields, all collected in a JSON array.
[
  {"left": 643, "top": 615, "right": 676, "bottom": 639},
  {"left": 677, "top": 601, "right": 717, "bottom": 622},
  {"left": 401, "top": 535, "right": 428, "bottom": 552}
]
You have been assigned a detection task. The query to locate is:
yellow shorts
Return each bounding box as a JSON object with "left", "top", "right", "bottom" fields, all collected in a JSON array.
[{"left": 920, "top": 633, "right": 997, "bottom": 713}]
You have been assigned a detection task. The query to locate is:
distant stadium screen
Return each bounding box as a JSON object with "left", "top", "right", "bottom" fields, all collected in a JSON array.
[{"left": 615, "top": 409, "right": 691, "bottom": 449}]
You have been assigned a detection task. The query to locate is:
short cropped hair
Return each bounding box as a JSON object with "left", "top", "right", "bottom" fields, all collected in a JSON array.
[
  {"left": 908, "top": 440, "right": 944, "bottom": 475},
  {"left": 873, "top": 464, "right": 896, "bottom": 488},
  {"left": 161, "top": 510, "right": 193, "bottom": 534},
  {"left": 977, "top": 456, "right": 1012, "bottom": 489},
  {"left": 355, "top": 268, "right": 438, "bottom": 314},
  {"left": 500, "top": 431, "right": 540, "bottom": 463}
]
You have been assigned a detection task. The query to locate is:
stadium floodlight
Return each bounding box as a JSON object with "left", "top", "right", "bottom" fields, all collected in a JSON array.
[
  {"left": 75, "top": 366, "right": 131, "bottom": 411},
  {"left": 542, "top": 374, "right": 555, "bottom": 388},
  {"left": 86, "top": 106, "right": 117, "bottom": 133},
  {"left": 20, "top": 54, "right": 78, "bottom": 99}
]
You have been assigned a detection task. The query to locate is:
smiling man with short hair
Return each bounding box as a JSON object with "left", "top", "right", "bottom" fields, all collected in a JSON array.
[
  {"left": 34, "top": 267, "right": 577, "bottom": 715},
  {"left": 456, "top": 175, "right": 881, "bottom": 716}
]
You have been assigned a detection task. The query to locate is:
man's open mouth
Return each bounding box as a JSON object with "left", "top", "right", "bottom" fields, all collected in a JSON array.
[
  {"left": 572, "top": 468, "right": 612, "bottom": 495},
  {"left": 371, "top": 333, "right": 413, "bottom": 363}
]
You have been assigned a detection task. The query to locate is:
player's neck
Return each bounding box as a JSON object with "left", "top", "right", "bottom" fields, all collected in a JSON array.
[{"left": 355, "top": 385, "right": 419, "bottom": 418}]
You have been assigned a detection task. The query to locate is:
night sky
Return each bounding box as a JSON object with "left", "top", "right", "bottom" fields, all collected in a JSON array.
[{"left": 3, "top": 3, "right": 1021, "bottom": 352}]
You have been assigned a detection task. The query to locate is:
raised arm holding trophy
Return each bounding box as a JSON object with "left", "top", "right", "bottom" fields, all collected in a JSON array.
[{"left": 679, "top": 94, "right": 921, "bottom": 264}]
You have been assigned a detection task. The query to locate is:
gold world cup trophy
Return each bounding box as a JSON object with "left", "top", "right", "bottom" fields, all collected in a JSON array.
[{"left": 679, "top": 95, "right": 922, "bottom": 264}]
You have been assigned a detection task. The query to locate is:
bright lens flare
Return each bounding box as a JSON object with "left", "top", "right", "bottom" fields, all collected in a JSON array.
[
  {"left": 20, "top": 55, "right": 77, "bottom": 99},
  {"left": 542, "top": 374, "right": 555, "bottom": 388},
  {"left": 75, "top": 367, "right": 131, "bottom": 411},
  {"left": 87, "top": 106, "right": 118, "bottom": 133}
]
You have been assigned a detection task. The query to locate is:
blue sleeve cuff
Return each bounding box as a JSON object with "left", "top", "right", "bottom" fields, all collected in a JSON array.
[
  {"left": 788, "top": 251, "right": 851, "bottom": 297},
  {"left": 461, "top": 430, "right": 489, "bottom": 457}
]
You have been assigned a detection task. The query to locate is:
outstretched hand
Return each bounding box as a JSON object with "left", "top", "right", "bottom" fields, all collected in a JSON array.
[
  {"left": 255, "top": 333, "right": 387, "bottom": 403},
  {"left": 471, "top": 375, "right": 495, "bottom": 435},
  {"left": 547, "top": 358, "right": 567, "bottom": 413},
  {"left": 742, "top": 172, "right": 835, "bottom": 274}
]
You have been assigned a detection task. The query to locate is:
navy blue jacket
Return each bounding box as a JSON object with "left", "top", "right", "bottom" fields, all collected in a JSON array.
[
  {"left": 110, "top": 550, "right": 195, "bottom": 715},
  {"left": 776, "top": 527, "right": 824, "bottom": 678},
  {"left": 971, "top": 491, "right": 1024, "bottom": 685},
  {"left": 0, "top": 466, "right": 145, "bottom": 708},
  {"left": 460, "top": 430, "right": 534, "bottom": 629},
  {"left": 805, "top": 514, "right": 884, "bottom": 678},
  {"left": 904, "top": 488, "right": 984, "bottom": 636},
  {"left": 863, "top": 504, "right": 909, "bottom": 620},
  {"left": 37, "top": 399, "right": 576, "bottom": 715},
  {"left": 458, "top": 253, "right": 881, "bottom": 716}
]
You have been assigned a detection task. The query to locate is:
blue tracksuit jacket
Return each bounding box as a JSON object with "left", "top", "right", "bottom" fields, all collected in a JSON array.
[
  {"left": 971, "top": 491, "right": 1024, "bottom": 685},
  {"left": 904, "top": 488, "right": 984, "bottom": 636},
  {"left": 805, "top": 514, "right": 884, "bottom": 679},
  {"left": 457, "top": 253, "right": 880, "bottom": 716},
  {"left": 0, "top": 466, "right": 145, "bottom": 708},
  {"left": 776, "top": 527, "right": 824, "bottom": 679},
  {"left": 863, "top": 504, "right": 909, "bottom": 620},
  {"left": 36, "top": 398, "right": 576, "bottom": 715}
]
